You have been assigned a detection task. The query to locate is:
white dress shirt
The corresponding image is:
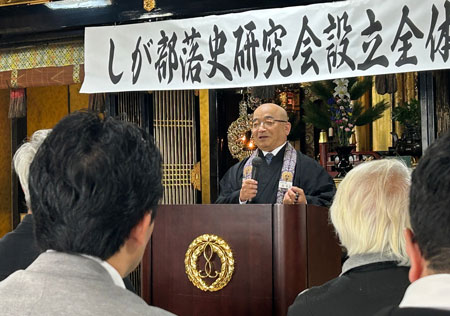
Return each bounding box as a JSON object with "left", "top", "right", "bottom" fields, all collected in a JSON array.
[
  {"left": 260, "top": 142, "right": 287, "bottom": 158},
  {"left": 81, "top": 254, "right": 126, "bottom": 289}
]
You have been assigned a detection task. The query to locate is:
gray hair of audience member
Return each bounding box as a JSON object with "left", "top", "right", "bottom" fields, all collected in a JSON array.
[
  {"left": 330, "top": 159, "right": 411, "bottom": 264},
  {"left": 13, "top": 129, "right": 51, "bottom": 209}
]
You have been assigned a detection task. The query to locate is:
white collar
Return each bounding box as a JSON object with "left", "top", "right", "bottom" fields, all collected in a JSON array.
[
  {"left": 340, "top": 252, "right": 406, "bottom": 276},
  {"left": 81, "top": 254, "right": 126, "bottom": 289},
  {"left": 46, "top": 250, "right": 125, "bottom": 289},
  {"left": 399, "top": 274, "right": 450, "bottom": 310},
  {"left": 261, "top": 142, "right": 287, "bottom": 157}
]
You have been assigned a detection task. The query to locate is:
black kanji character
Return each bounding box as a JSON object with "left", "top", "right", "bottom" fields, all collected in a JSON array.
[
  {"left": 207, "top": 25, "right": 233, "bottom": 81},
  {"left": 180, "top": 27, "right": 204, "bottom": 83},
  {"left": 233, "top": 21, "right": 260, "bottom": 78},
  {"left": 391, "top": 6, "right": 424, "bottom": 67},
  {"left": 426, "top": 1, "right": 450, "bottom": 62},
  {"left": 293, "top": 16, "right": 322, "bottom": 75},
  {"left": 262, "top": 18, "right": 292, "bottom": 78},
  {"left": 323, "top": 12, "right": 356, "bottom": 73},
  {"left": 357, "top": 9, "right": 389, "bottom": 70},
  {"left": 154, "top": 30, "right": 179, "bottom": 83}
]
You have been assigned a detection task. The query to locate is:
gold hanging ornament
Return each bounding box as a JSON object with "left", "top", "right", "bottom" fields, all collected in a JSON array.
[
  {"left": 143, "top": 0, "right": 155, "bottom": 11},
  {"left": 227, "top": 95, "right": 256, "bottom": 161}
]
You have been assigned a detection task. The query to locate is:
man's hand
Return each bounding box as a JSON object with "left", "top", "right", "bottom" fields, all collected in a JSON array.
[
  {"left": 239, "top": 179, "right": 258, "bottom": 202},
  {"left": 283, "top": 186, "right": 307, "bottom": 205}
]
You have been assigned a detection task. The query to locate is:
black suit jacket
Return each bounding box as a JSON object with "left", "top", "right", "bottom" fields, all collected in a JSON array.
[
  {"left": 287, "top": 261, "right": 410, "bottom": 316},
  {"left": 0, "top": 214, "right": 39, "bottom": 282},
  {"left": 0, "top": 214, "right": 135, "bottom": 292}
]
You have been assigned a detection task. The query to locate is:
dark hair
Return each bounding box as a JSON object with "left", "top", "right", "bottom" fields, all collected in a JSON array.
[
  {"left": 29, "top": 111, "right": 163, "bottom": 260},
  {"left": 410, "top": 131, "right": 450, "bottom": 272}
]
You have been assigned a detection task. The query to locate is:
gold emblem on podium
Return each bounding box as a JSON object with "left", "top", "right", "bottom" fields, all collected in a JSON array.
[{"left": 185, "top": 234, "right": 234, "bottom": 292}]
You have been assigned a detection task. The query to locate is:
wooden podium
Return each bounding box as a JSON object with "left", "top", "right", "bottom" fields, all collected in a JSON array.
[{"left": 141, "top": 204, "right": 341, "bottom": 316}]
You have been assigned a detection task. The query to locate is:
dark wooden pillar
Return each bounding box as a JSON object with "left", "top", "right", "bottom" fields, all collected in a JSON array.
[
  {"left": 11, "top": 117, "right": 27, "bottom": 229},
  {"left": 418, "top": 71, "right": 436, "bottom": 153},
  {"left": 209, "top": 90, "right": 219, "bottom": 202}
]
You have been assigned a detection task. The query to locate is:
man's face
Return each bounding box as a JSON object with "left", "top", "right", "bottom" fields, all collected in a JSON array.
[{"left": 251, "top": 104, "right": 291, "bottom": 152}]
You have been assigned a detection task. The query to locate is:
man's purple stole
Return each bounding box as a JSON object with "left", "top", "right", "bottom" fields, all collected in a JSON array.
[{"left": 243, "top": 142, "right": 297, "bottom": 204}]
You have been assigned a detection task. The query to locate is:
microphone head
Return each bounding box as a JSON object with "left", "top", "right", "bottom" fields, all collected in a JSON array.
[
  {"left": 251, "top": 157, "right": 263, "bottom": 180},
  {"left": 252, "top": 157, "right": 263, "bottom": 167}
]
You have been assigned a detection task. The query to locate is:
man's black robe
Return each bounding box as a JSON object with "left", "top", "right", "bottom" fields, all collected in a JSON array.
[{"left": 216, "top": 145, "right": 336, "bottom": 206}]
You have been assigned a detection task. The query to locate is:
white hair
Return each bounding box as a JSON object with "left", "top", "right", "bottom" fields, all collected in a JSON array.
[
  {"left": 13, "top": 129, "right": 51, "bottom": 209},
  {"left": 330, "top": 159, "right": 411, "bottom": 264}
]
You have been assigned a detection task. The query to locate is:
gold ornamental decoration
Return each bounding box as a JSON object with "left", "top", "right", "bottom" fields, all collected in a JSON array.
[
  {"left": 227, "top": 95, "right": 258, "bottom": 161},
  {"left": 227, "top": 114, "right": 253, "bottom": 161},
  {"left": 143, "top": 0, "right": 155, "bottom": 11},
  {"left": 0, "top": 0, "right": 49, "bottom": 7},
  {"left": 190, "top": 162, "right": 201, "bottom": 191},
  {"left": 185, "top": 234, "right": 234, "bottom": 292}
]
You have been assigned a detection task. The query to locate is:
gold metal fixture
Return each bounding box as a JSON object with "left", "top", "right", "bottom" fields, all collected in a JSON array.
[
  {"left": 185, "top": 234, "right": 235, "bottom": 292},
  {"left": 143, "top": 0, "right": 155, "bottom": 11}
]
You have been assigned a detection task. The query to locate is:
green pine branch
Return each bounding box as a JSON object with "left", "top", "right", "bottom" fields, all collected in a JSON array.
[
  {"left": 354, "top": 100, "right": 389, "bottom": 126},
  {"left": 392, "top": 99, "right": 421, "bottom": 128},
  {"left": 350, "top": 101, "right": 364, "bottom": 118},
  {"left": 303, "top": 101, "right": 332, "bottom": 130},
  {"left": 347, "top": 77, "right": 358, "bottom": 91},
  {"left": 309, "top": 80, "right": 334, "bottom": 101},
  {"left": 304, "top": 77, "right": 389, "bottom": 131},
  {"left": 349, "top": 77, "right": 372, "bottom": 100}
]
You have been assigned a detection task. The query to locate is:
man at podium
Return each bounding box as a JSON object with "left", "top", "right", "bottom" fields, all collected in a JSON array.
[{"left": 216, "top": 103, "right": 335, "bottom": 206}]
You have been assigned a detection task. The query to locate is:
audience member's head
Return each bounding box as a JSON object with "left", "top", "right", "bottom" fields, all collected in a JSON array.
[
  {"left": 29, "top": 111, "right": 162, "bottom": 275},
  {"left": 330, "top": 159, "right": 411, "bottom": 264},
  {"left": 13, "top": 129, "right": 51, "bottom": 210},
  {"left": 406, "top": 131, "right": 450, "bottom": 281}
]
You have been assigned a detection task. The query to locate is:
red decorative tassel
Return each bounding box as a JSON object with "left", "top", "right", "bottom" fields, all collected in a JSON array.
[{"left": 8, "top": 88, "right": 27, "bottom": 119}]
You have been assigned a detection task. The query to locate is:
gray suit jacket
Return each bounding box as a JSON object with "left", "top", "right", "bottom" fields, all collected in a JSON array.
[{"left": 0, "top": 252, "right": 175, "bottom": 316}]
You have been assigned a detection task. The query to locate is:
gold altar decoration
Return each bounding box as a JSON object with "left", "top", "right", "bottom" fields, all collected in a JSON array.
[
  {"left": 0, "top": 0, "right": 48, "bottom": 6},
  {"left": 199, "top": 90, "right": 211, "bottom": 203},
  {"left": 185, "top": 234, "right": 235, "bottom": 292},
  {"left": 190, "top": 162, "right": 201, "bottom": 191},
  {"left": 333, "top": 178, "right": 343, "bottom": 188},
  {"left": 277, "top": 85, "right": 300, "bottom": 112},
  {"left": 0, "top": 42, "right": 83, "bottom": 73},
  {"left": 227, "top": 115, "right": 253, "bottom": 160},
  {"left": 0, "top": 41, "right": 84, "bottom": 88},
  {"left": 227, "top": 93, "right": 257, "bottom": 161},
  {"left": 143, "top": 0, "right": 155, "bottom": 11}
]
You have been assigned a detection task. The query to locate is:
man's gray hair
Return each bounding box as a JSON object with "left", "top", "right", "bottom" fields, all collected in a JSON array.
[
  {"left": 330, "top": 159, "right": 411, "bottom": 264},
  {"left": 13, "top": 129, "right": 51, "bottom": 209}
]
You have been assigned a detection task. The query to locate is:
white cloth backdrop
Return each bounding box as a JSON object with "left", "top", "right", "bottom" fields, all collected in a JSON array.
[{"left": 81, "top": 0, "right": 450, "bottom": 93}]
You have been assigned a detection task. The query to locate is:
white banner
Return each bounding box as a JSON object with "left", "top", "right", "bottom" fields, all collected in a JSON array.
[{"left": 81, "top": 0, "right": 450, "bottom": 93}]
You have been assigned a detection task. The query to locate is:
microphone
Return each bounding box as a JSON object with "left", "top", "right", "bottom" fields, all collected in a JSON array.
[{"left": 251, "top": 157, "right": 263, "bottom": 180}]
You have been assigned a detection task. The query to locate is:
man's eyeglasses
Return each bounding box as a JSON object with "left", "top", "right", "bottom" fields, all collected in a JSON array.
[{"left": 251, "top": 118, "right": 288, "bottom": 130}]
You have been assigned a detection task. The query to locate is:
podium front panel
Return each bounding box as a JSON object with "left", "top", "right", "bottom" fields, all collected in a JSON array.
[
  {"left": 147, "top": 204, "right": 274, "bottom": 316},
  {"left": 141, "top": 204, "right": 341, "bottom": 316}
]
